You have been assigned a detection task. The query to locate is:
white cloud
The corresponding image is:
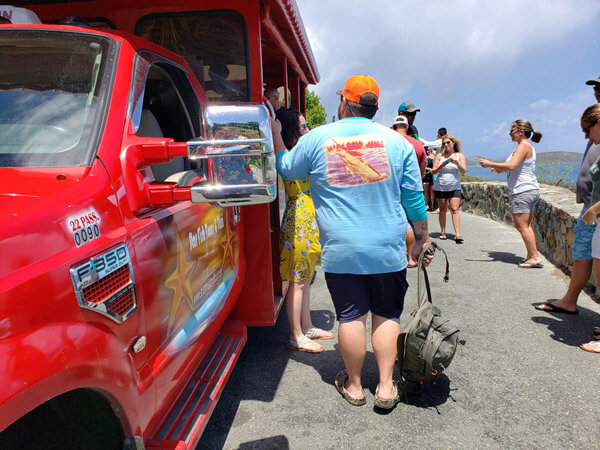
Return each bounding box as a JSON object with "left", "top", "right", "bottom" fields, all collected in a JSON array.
[
  {"left": 299, "top": 0, "right": 600, "bottom": 124},
  {"left": 529, "top": 99, "right": 552, "bottom": 110}
]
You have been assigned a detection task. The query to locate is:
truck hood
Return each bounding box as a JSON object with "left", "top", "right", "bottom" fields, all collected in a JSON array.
[
  {"left": 0, "top": 168, "right": 89, "bottom": 220},
  {"left": 0, "top": 166, "right": 121, "bottom": 279}
]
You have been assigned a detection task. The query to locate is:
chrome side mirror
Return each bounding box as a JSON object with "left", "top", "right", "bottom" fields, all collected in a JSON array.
[{"left": 187, "top": 104, "right": 276, "bottom": 206}]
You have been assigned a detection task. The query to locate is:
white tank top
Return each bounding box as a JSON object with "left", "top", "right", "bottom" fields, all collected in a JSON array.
[
  {"left": 434, "top": 154, "right": 461, "bottom": 191},
  {"left": 506, "top": 145, "right": 539, "bottom": 194}
]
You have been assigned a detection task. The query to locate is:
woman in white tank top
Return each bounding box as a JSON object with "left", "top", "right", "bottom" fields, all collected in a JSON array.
[
  {"left": 432, "top": 134, "right": 467, "bottom": 242},
  {"left": 480, "top": 120, "right": 543, "bottom": 268}
]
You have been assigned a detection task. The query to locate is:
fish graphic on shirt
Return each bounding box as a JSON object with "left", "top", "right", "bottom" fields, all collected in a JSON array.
[{"left": 324, "top": 134, "right": 390, "bottom": 186}]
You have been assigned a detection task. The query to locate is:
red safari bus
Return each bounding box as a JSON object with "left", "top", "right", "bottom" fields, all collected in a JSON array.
[{"left": 0, "top": 1, "right": 319, "bottom": 448}]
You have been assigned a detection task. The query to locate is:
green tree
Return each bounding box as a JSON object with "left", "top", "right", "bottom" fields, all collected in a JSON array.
[{"left": 306, "top": 89, "right": 327, "bottom": 129}]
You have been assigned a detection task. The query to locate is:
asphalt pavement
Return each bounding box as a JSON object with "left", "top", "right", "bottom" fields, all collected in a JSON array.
[{"left": 199, "top": 211, "right": 600, "bottom": 449}]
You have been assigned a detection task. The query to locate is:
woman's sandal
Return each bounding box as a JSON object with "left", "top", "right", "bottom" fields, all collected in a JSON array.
[
  {"left": 287, "top": 335, "right": 324, "bottom": 353},
  {"left": 455, "top": 235, "right": 464, "bottom": 244},
  {"left": 519, "top": 260, "right": 544, "bottom": 268},
  {"left": 579, "top": 340, "right": 600, "bottom": 354},
  {"left": 439, "top": 233, "right": 447, "bottom": 240},
  {"left": 302, "top": 327, "right": 335, "bottom": 340},
  {"left": 334, "top": 370, "right": 366, "bottom": 406},
  {"left": 374, "top": 382, "right": 401, "bottom": 410}
]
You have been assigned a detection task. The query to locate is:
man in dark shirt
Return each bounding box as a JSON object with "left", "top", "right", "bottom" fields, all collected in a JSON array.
[{"left": 397, "top": 101, "right": 420, "bottom": 138}]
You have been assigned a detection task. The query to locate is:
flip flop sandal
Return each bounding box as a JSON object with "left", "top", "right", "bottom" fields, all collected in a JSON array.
[
  {"left": 534, "top": 303, "right": 578, "bottom": 315},
  {"left": 334, "top": 370, "right": 366, "bottom": 406},
  {"left": 579, "top": 340, "right": 600, "bottom": 354},
  {"left": 302, "top": 327, "right": 335, "bottom": 340},
  {"left": 439, "top": 234, "right": 447, "bottom": 240},
  {"left": 455, "top": 236, "right": 464, "bottom": 244},
  {"left": 519, "top": 261, "right": 544, "bottom": 268},
  {"left": 374, "top": 382, "right": 401, "bottom": 410},
  {"left": 287, "top": 335, "right": 324, "bottom": 353}
]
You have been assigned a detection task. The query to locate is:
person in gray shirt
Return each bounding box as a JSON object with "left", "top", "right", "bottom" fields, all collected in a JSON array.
[{"left": 535, "top": 76, "right": 600, "bottom": 317}]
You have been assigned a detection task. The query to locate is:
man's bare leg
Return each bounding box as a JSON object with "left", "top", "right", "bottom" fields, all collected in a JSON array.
[
  {"left": 371, "top": 314, "right": 401, "bottom": 400},
  {"left": 338, "top": 314, "right": 367, "bottom": 399}
]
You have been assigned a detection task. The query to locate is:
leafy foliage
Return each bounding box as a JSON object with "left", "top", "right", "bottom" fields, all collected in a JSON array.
[
  {"left": 535, "top": 160, "right": 575, "bottom": 191},
  {"left": 306, "top": 89, "right": 326, "bottom": 129}
]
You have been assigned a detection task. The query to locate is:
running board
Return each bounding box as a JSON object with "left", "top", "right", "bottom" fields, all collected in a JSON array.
[{"left": 147, "top": 320, "right": 247, "bottom": 449}]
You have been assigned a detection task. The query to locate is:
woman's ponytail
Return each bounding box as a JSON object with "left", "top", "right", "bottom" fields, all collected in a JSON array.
[{"left": 531, "top": 130, "right": 542, "bottom": 143}]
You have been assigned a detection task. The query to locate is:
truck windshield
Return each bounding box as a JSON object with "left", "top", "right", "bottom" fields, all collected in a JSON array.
[{"left": 0, "top": 30, "right": 115, "bottom": 167}]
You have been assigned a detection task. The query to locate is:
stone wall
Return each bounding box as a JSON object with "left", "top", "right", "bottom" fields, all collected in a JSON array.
[{"left": 460, "top": 181, "right": 597, "bottom": 291}]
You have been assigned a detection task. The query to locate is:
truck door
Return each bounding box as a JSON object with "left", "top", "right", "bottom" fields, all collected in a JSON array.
[{"left": 124, "top": 51, "right": 244, "bottom": 414}]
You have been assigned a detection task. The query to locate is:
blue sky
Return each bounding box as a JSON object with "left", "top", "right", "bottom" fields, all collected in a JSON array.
[{"left": 298, "top": 0, "right": 600, "bottom": 159}]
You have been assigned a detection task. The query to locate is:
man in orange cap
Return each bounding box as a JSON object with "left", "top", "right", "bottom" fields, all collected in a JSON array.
[{"left": 274, "top": 75, "right": 432, "bottom": 410}]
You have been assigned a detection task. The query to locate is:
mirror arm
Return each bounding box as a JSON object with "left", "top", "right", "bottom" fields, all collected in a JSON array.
[
  {"left": 140, "top": 141, "right": 189, "bottom": 164},
  {"left": 146, "top": 181, "right": 191, "bottom": 207}
]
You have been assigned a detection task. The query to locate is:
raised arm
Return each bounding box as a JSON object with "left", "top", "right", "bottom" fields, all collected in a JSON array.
[
  {"left": 479, "top": 143, "right": 531, "bottom": 172},
  {"left": 430, "top": 153, "right": 446, "bottom": 175},
  {"left": 452, "top": 152, "right": 467, "bottom": 175}
]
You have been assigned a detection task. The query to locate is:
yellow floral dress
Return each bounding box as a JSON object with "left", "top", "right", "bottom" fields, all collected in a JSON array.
[{"left": 280, "top": 178, "right": 321, "bottom": 282}]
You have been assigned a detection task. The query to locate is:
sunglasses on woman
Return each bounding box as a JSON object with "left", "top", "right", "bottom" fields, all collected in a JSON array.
[
  {"left": 582, "top": 119, "right": 598, "bottom": 135},
  {"left": 299, "top": 123, "right": 309, "bottom": 131}
]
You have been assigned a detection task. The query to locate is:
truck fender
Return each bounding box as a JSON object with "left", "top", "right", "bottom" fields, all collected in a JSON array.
[{"left": 0, "top": 322, "right": 152, "bottom": 435}]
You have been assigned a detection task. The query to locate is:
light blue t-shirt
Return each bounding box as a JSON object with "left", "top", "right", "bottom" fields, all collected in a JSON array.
[{"left": 276, "top": 117, "right": 424, "bottom": 274}]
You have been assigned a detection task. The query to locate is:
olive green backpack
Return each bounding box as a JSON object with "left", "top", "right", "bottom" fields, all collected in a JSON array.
[{"left": 397, "top": 242, "right": 460, "bottom": 397}]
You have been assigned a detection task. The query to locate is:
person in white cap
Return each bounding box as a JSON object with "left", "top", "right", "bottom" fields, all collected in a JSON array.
[
  {"left": 0, "top": 5, "right": 41, "bottom": 24},
  {"left": 392, "top": 115, "right": 427, "bottom": 267}
]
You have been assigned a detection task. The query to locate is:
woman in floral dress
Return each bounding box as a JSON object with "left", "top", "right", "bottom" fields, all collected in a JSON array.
[{"left": 277, "top": 109, "right": 334, "bottom": 353}]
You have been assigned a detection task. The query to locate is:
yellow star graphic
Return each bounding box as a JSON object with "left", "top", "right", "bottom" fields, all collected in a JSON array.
[
  {"left": 165, "top": 240, "right": 196, "bottom": 336},
  {"left": 220, "top": 212, "right": 236, "bottom": 270}
]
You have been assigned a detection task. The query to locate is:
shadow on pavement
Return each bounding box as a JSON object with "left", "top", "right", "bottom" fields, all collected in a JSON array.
[
  {"left": 198, "top": 308, "right": 334, "bottom": 449},
  {"left": 464, "top": 250, "right": 522, "bottom": 265},
  {"left": 402, "top": 374, "right": 456, "bottom": 412},
  {"left": 530, "top": 303, "right": 600, "bottom": 347},
  {"left": 238, "top": 435, "right": 290, "bottom": 449}
]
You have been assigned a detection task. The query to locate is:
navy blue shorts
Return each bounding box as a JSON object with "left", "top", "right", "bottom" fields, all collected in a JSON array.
[{"left": 324, "top": 270, "right": 408, "bottom": 323}]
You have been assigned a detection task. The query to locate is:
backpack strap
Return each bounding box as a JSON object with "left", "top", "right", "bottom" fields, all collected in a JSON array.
[{"left": 416, "top": 241, "right": 449, "bottom": 307}]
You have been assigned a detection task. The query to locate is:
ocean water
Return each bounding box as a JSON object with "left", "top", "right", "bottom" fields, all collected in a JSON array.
[{"left": 465, "top": 162, "right": 579, "bottom": 187}]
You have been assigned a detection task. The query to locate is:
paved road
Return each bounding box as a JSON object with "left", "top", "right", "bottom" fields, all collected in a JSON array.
[{"left": 199, "top": 212, "right": 600, "bottom": 449}]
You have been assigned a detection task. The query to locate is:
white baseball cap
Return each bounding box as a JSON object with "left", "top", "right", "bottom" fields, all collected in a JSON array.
[
  {"left": 0, "top": 5, "right": 42, "bottom": 24},
  {"left": 392, "top": 115, "right": 409, "bottom": 127}
]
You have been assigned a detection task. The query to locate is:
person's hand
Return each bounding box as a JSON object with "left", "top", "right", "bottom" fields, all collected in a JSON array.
[
  {"left": 270, "top": 117, "right": 282, "bottom": 135},
  {"left": 491, "top": 168, "right": 500, "bottom": 175},
  {"left": 582, "top": 209, "right": 597, "bottom": 225},
  {"left": 412, "top": 238, "right": 433, "bottom": 267},
  {"left": 479, "top": 158, "right": 491, "bottom": 168}
]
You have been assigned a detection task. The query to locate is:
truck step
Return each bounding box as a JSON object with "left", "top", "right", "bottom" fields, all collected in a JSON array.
[{"left": 147, "top": 320, "right": 247, "bottom": 449}]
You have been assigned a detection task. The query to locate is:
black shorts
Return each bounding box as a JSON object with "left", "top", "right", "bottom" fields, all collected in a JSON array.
[
  {"left": 434, "top": 189, "right": 461, "bottom": 199},
  {"left": 324, "top": 271, "right": 408, "bottom": 323}
]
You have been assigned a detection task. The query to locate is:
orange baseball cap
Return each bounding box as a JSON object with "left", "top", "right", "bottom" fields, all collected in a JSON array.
[{"left": 336, "top": 75, "right": 379, "bottom": 106}]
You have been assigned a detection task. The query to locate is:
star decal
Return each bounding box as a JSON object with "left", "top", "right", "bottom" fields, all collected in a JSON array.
[
  {"left": 165, "top": 240, "right": 196, "bottom": 336},
  {"left": 220, "top": 212, "right": 236, "bottom": 270}
]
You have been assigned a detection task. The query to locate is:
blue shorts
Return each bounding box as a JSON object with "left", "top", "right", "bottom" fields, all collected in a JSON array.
[
  {"left": 324, "top": 270, "right": 408, "bottom": 323},
  {"left": 572, "top": 204, "right": 595, "bottom": 260}
]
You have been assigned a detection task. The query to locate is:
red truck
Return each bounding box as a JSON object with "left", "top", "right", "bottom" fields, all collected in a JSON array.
[{"left": 0, "top": 1, "right": 319, "bottom": 448}]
